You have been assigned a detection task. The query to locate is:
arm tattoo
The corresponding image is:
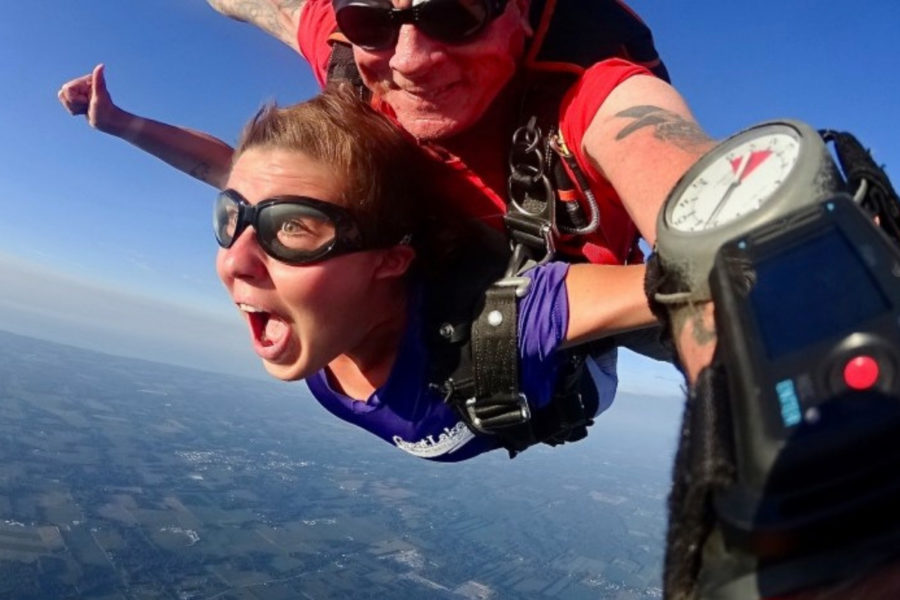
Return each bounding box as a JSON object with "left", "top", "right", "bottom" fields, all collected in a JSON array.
[
  {"left": 206, "top": 0, "right": 304, "bottom": 44},
  {"left": 615, "top": 105, "right": 711, "bottom": 152},
  {"left": 689, "top": 309, "right": 717, "bottom": 345},
  {"left": 189, "top": 163, "right": 212, "bottom": 184}
]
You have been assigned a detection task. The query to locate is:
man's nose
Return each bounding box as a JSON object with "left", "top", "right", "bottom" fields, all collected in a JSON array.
[{"left": 388, "top": 24, "right": 447, "bottom": 77}]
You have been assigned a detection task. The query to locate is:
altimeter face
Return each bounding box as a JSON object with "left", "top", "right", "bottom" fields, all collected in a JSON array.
[{"left": 669, "top": 132, "right": 801, "bottom": 232}]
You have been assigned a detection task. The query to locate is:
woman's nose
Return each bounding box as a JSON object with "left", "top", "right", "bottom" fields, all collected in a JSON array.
[{"left": 217, "top": 228, "right": 269, "bottom": 283}]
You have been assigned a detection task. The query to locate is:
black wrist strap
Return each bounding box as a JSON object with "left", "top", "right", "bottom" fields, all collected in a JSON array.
[
  {"left": 643, "top": 252, "right": 683, "bottom": 369},
  {"left": 664, "top": 360, "right": 736, "bottom": 600}
]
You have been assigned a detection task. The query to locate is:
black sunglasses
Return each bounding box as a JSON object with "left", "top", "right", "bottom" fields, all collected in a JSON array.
[
  {"left": 214, "top": 189, "right": 366, "bottom": 265},
  {"left": 334, "top": 0, "right": 509, "bottom": 51}
]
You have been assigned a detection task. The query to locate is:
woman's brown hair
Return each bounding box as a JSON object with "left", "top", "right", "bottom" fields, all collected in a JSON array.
[{"left": 234, "top": 86, "right": 474, "bottom": 272}]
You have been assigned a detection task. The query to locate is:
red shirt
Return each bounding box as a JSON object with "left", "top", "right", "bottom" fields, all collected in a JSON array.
[
  {"left": 297, "top": 0, "right": 336, "bottom": 88},
  {"left": 297, "top": 0, "right": 648, "bottom": 264}
]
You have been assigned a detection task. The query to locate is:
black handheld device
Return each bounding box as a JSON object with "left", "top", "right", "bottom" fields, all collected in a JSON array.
[
  {"left": 654, "top": 120, "right": 900, "bottom": 598},
  {"left": 709, "top": 194, "right": 900, "bottom": 564}
]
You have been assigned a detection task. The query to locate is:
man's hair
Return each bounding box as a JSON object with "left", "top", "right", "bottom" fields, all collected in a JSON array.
[{"left": 235, "top": 86, "right": 474, "bottom": 271}]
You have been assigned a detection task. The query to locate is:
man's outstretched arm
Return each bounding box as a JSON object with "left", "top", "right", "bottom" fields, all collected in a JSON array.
[
  {"left": 206, "top": 0, "right": 305, "bottom": 53},
  {"left": 58, "top": 64, "right": 234, "bottom": 189}
]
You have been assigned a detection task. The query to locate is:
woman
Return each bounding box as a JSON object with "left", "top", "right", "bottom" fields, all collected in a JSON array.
[{"left": 215, "top": 88, "right": 655, "bottom": 461}]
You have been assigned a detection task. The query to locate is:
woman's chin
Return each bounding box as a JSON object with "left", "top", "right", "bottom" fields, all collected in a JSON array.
[{"left": 261, "top": 359, "right": 310, "bottom": 382}]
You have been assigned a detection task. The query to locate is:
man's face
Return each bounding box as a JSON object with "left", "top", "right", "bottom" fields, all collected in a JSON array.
[{"left": 352, "top": 0, "right": 532, "bottom": 141}]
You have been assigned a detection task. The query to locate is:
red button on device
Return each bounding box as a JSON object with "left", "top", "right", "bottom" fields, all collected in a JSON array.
[{"left": 843, "top": 355, "right": 880, "bottom": 390}]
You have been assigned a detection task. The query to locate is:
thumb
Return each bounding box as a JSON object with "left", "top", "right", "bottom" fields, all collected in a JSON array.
[
  {"left": 87, "top": 63, "right": 119, "bottom": 133},
  {"left": 91, "top": 63, "right": 110, "bottom": 101}
]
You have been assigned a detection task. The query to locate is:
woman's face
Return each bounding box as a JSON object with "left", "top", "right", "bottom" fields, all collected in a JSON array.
[{"left": 216, "top": 147, "right": 395, "bottom": 381}]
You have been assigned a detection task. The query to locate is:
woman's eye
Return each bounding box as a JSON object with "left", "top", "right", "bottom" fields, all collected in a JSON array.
[{"left": 280, "top": 219, "right": 310, "bottom": 236}]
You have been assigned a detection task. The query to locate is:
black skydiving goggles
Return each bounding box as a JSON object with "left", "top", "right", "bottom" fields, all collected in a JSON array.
[
  {"left": 213, "top": 189, "right": 366, "bottom": 265},
  {"left": 334, "top": 0, "right": 509, "bottom": 50}
]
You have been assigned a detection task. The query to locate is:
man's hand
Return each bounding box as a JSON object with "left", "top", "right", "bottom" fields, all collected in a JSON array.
[{"left": 57, "top": 64, "right": 130, "bottom": 137}]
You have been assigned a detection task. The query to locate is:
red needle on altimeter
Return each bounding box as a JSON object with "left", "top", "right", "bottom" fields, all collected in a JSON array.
[
  {"left": 730, "top": 149, "right": 772, "bottom": 181},
  {"left": 704, "top": 150, "right": 773, "bottom": 227}
]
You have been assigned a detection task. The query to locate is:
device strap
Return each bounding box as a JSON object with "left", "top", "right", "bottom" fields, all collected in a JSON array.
[
  {"left": 663, "top": 359, "right": 736, "bottom": 600},
  {"left": 822, "top": 129, "right": 900, "bottom": 245}
]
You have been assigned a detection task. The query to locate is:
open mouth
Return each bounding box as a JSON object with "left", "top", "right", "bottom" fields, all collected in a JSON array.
[{"left": 238, "top": 303, "right": 291, "bottom": 358}]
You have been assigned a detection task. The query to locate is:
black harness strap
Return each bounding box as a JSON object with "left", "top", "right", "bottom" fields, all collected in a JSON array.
[
  {"left": 664, "top": 360, "right": 736, "bottom": 600},
  {"left": 468, "top": 280, "right": 531, "bottom": 432},
  {"left": 325, "top": 41, "right": 369, "bottom": 99},
  {"left": 822, "top": 129, "right": 900, "bottom": 245},
  {"left": 421, "top": 226, "right": 597, "bottom": 458}
]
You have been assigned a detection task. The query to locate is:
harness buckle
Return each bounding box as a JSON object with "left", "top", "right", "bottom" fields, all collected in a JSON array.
[
  {"left": 464, "top": 393, "right": 532, "bottom": 434},
  {"left": 492, "top": 275, "right": 532, "bottom": 298}
]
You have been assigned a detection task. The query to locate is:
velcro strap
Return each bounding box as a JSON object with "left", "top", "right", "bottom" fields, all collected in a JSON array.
[
  {"left": 664, "top": 360, "right": 736, "bottom": 599},
  {"left": 643, "top": 253, "right": 679, "bottom": 338},
  {"left": 469, "top": 283, "right": 528, "bottom": 431}
]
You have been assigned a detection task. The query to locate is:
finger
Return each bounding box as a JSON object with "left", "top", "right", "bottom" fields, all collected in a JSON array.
[
  {"left": 57, "top": 86, "right": 88, "bottom": 115},
  {"left": 92, "top": 63, "right": 108, "bottom": 99},
  {"left": 60, "top": 73, "right": 93, "bottom": 94}
]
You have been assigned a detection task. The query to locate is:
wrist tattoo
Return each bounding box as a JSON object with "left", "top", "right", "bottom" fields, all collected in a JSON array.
[
  {"left": 670, "top": 302, "right": 716, "bottom": 347},
  {"left": 689, "top": 309, "right": 716, "bottom": 345},
  {"left": 615, "top": 105, "right": 711, "bottom": 152}
]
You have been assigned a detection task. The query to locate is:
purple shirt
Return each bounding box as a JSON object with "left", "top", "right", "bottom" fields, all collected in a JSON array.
[{"left": 306, "top": 262, "right": 617, "bottom": 461}]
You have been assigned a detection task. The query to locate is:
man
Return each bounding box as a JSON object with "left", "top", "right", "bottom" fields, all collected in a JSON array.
[{"left": 58, "top": 0, "right": 713, "bottom": 249}]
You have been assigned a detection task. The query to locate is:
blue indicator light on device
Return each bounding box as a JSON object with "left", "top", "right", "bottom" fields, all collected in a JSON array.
[{"left": 775, "top": 379, "right": 802, "bottom": 427}]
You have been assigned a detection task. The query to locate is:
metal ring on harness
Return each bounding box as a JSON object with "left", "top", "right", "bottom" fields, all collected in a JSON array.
[
  {"left": 508, "top": 117, "right": 554, "bottom": 215},
  {"left": 507, "top": 117, "right": 559, "bottom": 263}
]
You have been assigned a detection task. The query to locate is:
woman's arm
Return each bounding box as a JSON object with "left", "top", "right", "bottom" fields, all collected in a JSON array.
[
  {"left": 58, "top": 64, "right": 234, "bottom": 189},
  {"left": 562, "top": 263, "right": 656, "bottom": 347}
]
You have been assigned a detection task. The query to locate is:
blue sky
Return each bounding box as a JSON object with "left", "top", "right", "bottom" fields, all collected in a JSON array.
[{"left": 0, "top": 1, "right": 897, "bottom": 389}]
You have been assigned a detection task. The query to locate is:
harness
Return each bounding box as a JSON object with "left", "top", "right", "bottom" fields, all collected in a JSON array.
[
  {"left": 326, "top": 0, "right": 672, "bottom": 454},
  {"left": 421, "top": 225, "right": 599, "bottom": 458}
]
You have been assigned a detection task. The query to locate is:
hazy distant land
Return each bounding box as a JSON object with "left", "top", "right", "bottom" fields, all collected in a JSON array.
[{"left": 0, "top": 329, "right": 682, "bottom": 599}]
